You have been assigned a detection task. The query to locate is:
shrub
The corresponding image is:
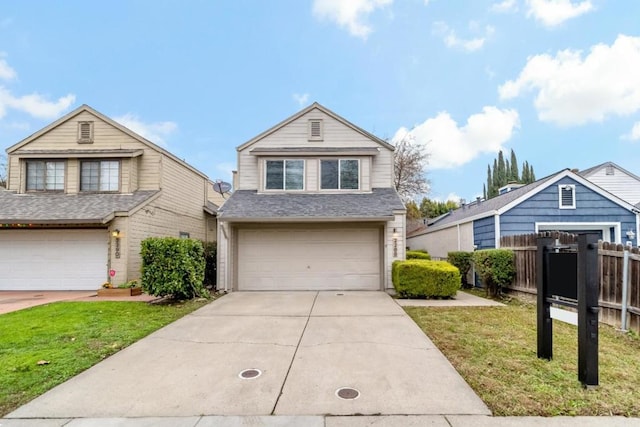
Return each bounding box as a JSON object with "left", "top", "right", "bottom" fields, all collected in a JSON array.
[
  {"left": 406, "top": 250, "right": 431, "bottom": 260},
  {"left": 392, "top": 259, "right": 460, "bottom": 298},
  {"left": 447, "top": 251, "right": 473, "bottom": 288},
  {"left": 472, "top": 249, "right": 515, "bottom": 297},
  {"left": 202, "top": 241, "right": 217, "bottom": 290},
  {"left": 140, "top": 237, "right": 209, "bottom": 299}
]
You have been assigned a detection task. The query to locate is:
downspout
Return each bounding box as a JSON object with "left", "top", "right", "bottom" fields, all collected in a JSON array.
[{"left": 494, "top": 214, "right": 501, "bottom": 248}]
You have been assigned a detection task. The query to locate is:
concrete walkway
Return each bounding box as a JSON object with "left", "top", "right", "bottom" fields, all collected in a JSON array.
[{"left": 395, "top": 290, "right": 505, "bottom": 307}]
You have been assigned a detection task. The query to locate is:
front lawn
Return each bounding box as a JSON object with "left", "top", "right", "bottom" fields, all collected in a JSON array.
[
  {"left": 0, "top": 299, "right": 209, "bottom": 416},
  {"left": 406, "top": 297, "right": 640, "bottom": 416}
]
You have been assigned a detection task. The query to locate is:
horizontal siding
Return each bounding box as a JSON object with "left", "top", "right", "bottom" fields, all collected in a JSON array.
[
  {"left": 408, "top": 222, "right": 475, "bottom": 259},
  {"left": 371, "top": 149, "right": 394, "bottom": 188},
  {"left": 385, "top": 214, "right": 405, "bottom": 289},
  {"left": 473, "top": 216, "right": 495, "bottom": 249},
  {"left": 586, "top": 167, "right": 640, "bottom": 205},
  {"left": 501, "top": 176, "right": 637, "bottom": 244}
]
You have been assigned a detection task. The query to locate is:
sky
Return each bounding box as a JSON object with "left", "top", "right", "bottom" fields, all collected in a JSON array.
[{"left": 1, "top": 0, "right": 640, "bottom": 203}]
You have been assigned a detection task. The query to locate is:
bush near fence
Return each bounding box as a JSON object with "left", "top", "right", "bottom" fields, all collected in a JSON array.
[
  {"left": 406, "top": 250, "right": 431, "bottom": 260},
  {"left": 499, "top": 231, "right": 640, "bottom": 333},
  {"left": 392, "top": 259, "right": 460, "bottom": 298}
]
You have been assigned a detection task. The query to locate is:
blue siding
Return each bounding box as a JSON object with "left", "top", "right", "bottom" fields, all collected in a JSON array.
[
  {"left": 501, "top": 176, "right": 637, "bottom": 245},
  {"left": 473, "top": 216, "right": 495, "bottom": 249}
]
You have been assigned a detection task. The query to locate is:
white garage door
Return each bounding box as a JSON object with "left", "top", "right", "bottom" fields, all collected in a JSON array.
[
  {"left": 237, "top": 227, "right": 381, "bottom": 291},
  {"left": 0, "top": 229, "right": 108, "bottom": 291}
]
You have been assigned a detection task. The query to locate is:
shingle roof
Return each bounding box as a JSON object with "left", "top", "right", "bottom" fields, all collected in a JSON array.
[
  {"left": 218, "top": 188, "right": 405, "bottom": 221},
  {"left": 0, "top": 190, "right": 159, "bottom": 224}
]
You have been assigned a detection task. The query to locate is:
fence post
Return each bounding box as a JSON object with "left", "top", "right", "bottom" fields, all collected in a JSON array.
[
  {"left": 621, "top": 249, "right": 630, "bottom": 332},
  {"left": 577, "top": 233, "right": 599, "bottom": 388},
  {"left": 537, "top": 235, "right": 554, "bottom": 360}
]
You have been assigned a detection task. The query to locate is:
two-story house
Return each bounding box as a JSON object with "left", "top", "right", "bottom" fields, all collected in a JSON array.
[
  {"left": 216, "top": 103, "right": 406, "bottom": 292},
  {"left": 579, "top": 161, "right": 640, "bottom": 207},
  {"left": 0, "top": 104, "right": 221, "bottom": 291}
]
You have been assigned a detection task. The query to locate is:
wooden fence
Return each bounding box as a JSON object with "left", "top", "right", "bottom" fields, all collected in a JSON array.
[{"left": 500, "top": 232, "right": 640, "bottom": 333}]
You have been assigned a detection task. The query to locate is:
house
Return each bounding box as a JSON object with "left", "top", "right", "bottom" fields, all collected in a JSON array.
[
  {"left": 407, "top": 168, "right": 640, "bottom": 258},
  {"left": 0, "top": 105, "right": 220, "bottom": 291},
  {"left": 216, "top": 102, "right": 406, "bottom": 291},
  {"left": 578, "top": 161, "right": 640, "bottom": 207}
]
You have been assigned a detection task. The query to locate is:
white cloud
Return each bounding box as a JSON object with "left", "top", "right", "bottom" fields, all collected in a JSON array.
[
  {"left": 393, "top": 106, "right": 520, "bottom": 170},
  {"left": 622, "top": 122, "right": 640, "bottom": 141},
  {"left": 491, "top": 0, "right": 518, "bottom": 13},
  {"left": 432, "top": 21, "right": 494, "bottom": 52},
  {"left": 312, "top": 0, "right": 392, "bottom": 39},
  {"left": 526, "top": 0, "right": 593, "bottom": 27},
  {"left": 499, "top": 35, "right": 640, "bottom": 126},
  {"left": 0, "top": 87, "right": 75, "bottom": 120},
  {"left": 114, "top": 114, "right": 177, "bottom": 147},
  {"left": 292, "top": 93, "right": 310, "bottom": 106},
  {"left": 0, "top": 56, "right": 16, "bottom": 81}
]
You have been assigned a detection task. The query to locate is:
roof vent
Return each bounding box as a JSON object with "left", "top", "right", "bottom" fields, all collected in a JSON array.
[{"left": 308, "top": 119, "right": 323, "bottom": 141}]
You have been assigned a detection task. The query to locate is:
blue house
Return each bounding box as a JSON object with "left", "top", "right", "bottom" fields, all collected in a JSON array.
[{"left": 407, "top": 169, "right": 640, "bottom": 259}]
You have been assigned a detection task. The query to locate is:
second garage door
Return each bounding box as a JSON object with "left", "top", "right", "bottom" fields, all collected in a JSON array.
[{"left": 237, "top": 227, "right": 381, "bottom": 291}]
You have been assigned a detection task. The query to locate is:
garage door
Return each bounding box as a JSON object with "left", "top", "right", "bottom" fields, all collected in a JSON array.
[
  {"left": 237, "top": 227, "right": 381, "bottom": 291},
  {"left": 0, "top": 229, "right": 108, "bottom": 291}
]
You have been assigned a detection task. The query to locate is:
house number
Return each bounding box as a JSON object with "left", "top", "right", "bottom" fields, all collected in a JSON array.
[
  {"left": 393, "top": 238, "right": 398, "bottom": 257},
  {"left": 115, "top": 237, "right": 121, "bottom": 259}
]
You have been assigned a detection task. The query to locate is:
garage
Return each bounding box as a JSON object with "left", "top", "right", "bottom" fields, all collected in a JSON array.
[
  {"left": 237, "top": 226, "right": 382, "bottom": 291},
  {"left": 0, "top": 229, "right": 108, "bottom": 291}
]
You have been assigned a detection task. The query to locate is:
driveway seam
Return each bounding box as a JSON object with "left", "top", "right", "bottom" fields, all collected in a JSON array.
[{"left": 270, "top": 291, "right": 319, "bottom": 415}]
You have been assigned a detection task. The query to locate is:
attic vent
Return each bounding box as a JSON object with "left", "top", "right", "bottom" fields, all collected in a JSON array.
[
  {"left": 308, "top": 119, "right": 323, "bottom": 141},
  {"left": 605, "top": 165, "right": 614, "bottom": 175},
  {"left": 78, "top": 121, "right": 94, "bottom": 143},
  {"left": 559, "top": 184, "right": 576, "bottom": 209}
]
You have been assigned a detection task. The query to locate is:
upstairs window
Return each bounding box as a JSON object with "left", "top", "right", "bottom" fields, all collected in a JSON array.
[
  {"left": 321, "top": 159, "right": 359, "bottom": 190},
  {"left": 308, "top": 119, "right": 323, "bottom": 141},
  {"left": 81, "top": 160, "right": 120, "bottom": 192},
  {"left": 265, "top": 160, "right": 304, "bottom": 190},
  {"left": 78, "top": 121, "right": 94, "bottom": 143},
  {"left": 559, "top": 184, "right": 576, "bottom": 209},
  {"left": 26, "top": 161, "right": 65, "bottom": 191}
]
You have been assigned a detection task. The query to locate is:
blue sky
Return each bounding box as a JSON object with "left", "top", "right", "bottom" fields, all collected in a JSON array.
[{"left": 1, "top": 0, "right": 639, "bottom": 202}]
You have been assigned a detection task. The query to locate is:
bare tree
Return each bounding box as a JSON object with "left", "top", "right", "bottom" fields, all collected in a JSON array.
[
  {"left": 0, "top": 154, "right": 6, "bottom": 188},
  {"left": 393, "top": 133, "right": 430, "bottom": 200}
]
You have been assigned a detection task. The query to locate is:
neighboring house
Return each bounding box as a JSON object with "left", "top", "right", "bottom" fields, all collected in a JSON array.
[
  {"left": 579, "top": 161, "right": 640, "bottom": 207},
  {"left": 407, "top": 168, "right": 639, "bottom": 258},
  {"left": 0, "top": 105, "right": 219, "bottom": 291},
  {"left": 217, "top": 102, "right": 406, "bottom": 291}
]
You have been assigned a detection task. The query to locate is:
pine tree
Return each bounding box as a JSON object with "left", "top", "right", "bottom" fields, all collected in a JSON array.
[
  {"left": 486, "top": 165, "right": 492, "bottom": 199},
  {"left": 491, "top": 159, "right": 499, "bottom": 197},
  {"left": 530, "top": 166, "right": 536, "bottom": 182},
  {"left": 483, "top": 183, "right": 487, "bottom": 200},
  {"left": 510, "top": 149, "right": 518, "bottom": 182},
  {"left": 497, "top": 151, "right": 506, "bottom": 188}
]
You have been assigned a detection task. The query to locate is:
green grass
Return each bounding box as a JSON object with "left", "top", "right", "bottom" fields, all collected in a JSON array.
[
  {"left": 0, "top": 299, "right": 209, "bottom": 416},
  {"left": 405, "top": 295, "right": 640, "bottom": 416}
]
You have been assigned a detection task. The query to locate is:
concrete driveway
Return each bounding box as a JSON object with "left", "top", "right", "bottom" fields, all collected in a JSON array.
[{"left": 7, "top": 291, "right": 489, "bottom": 418}]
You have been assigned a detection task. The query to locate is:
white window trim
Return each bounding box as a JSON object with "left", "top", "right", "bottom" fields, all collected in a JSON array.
[
  {"left": 78, "top": 121, "right": 94, "bottom": 144},
  {"left": 25, "top": 160, "right": 66, "bottom": 192},
  {"left": 535, "top": 222, "right": 621, "bottom": 244},
  {"left": 80, "top": 159, "right": 121, "bottom": 193},
  {"left": 263, "top": 159, "right": 305, "bottom": 191},
  {"left": 319, "top": 158, "right": 360, "bottom": 191},
  {"left": 308, "top": 119, "right": 323, "bottom": 141},
  {"left": 558, "top": 184, "right": 576, "bottom": 209}
]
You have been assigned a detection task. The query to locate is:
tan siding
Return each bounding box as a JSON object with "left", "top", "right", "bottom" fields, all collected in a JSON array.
[
  {"left": 66, "top": 159, "right": 78, "bottom": 193},
  {"left": 407, "top": 224, "right": 474, "bottom": 259},
  {"left": 384, "top": 213, "right": 406, "bottom": 290},
  {"left": 120, "top": 158, "right": 131, "bottom": 193},
  {"left": 130, "top": 157, "right": 139, "bottom": 192},
  {"left": 237, "top": 151, "right": 259, "bottom": 190},
  {"left": 361, "top": 158, "right": 371, "bottom": 191},
  {"left": 306, "top": 159, "right": 318, "bottom": 191},
  {"left": 7, "top": 156, "right": 19, "bottom": 191},
  {"left": 371, "top": 149, "right": 394, "bottom": 188}
]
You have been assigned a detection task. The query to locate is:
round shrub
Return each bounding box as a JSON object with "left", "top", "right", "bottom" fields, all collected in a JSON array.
[
  {"left": 392, "top": 259, "right": 460, "bottom": 298},
  {"left": 406, "top": 250, "right": 431, "bottom": 260}
]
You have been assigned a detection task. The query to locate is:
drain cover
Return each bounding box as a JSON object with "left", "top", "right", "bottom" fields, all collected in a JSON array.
[
  {"left": 238, "top": 368, "right": 262, "bottom": 379},
  {"left": 335, "top": 387, "right": 360, "bottom": 400}
]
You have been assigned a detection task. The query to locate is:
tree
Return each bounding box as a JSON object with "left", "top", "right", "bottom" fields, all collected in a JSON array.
[
  {"left": 0, "top": 154, "right": 6, "bottom": 188},
  {"left": 484, "top": 150, "right": 537, "bottom": 200},
  {"left": 418, "top": 197, "right": 459, "bottom": 218},
  {"left": 509, "top": 149, "right": 519, "bottom": 182},
  {"left": 405, "top": 200, "right": 421, "bottom": 219},
  {"left": 393, "top": 133, "right": 430, "bottom": 201}
]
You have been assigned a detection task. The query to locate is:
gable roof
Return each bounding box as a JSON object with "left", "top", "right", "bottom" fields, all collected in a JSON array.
[
  {"left": 218, "top": 188, "right": 405, "bottom": 222},
  {"left": 6, "top": 104, "right": 209, "bottom": 180},
  {"left": 0, "top": 190, "right": 159, "bottom": 224},
  {"left": 410, "top": 168, "right": 640, "bottom": 237},
  {"left": 236, "top": 102, "right": 395, "bottom": 152},
  {"left": 579, "top": 161, "right": 640, "bottom": 183}
]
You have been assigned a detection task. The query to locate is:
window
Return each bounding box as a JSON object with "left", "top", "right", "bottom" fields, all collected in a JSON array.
[
  {"left": 78, "top": 121, "right": 94, "bottom": 143},
  {"left": 308, "top": 119, "right": 323, "bottom": 141},
  {"left": 558, "top": 184, "right": 576, "bottom": 209},
  {"left": 321, "top": 159, "right": 359, "bottom": 190},
  {"left": 26, "top": 161, "right": 65, "bottom": 191},
  {"left": 81, "top": 160, "right": 120, "bottom": 192},
  {"left": 179, "top": 231, "right": 190, "bottom": 239},
  {"left": 265, "top": 160, "right": 304, "bottom": 190}
]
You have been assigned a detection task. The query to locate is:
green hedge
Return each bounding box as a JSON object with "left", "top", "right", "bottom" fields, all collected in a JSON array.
[
  {"left": 140, "top": 237, "right": 209, "bottom": 299},
  {"left": 472, "top": 249, "right": 515, "bottom": 297},
  {"left": 406, "top": 250, "right": 431, "bottom": 260},
  {"left": 447, "top": 251, "right": 473, "bottom": 288},
  {"left": 392, "top": 259, "right": 460, "bottom": 298},
  {"left": 202, "top": 241, "right": 217, "bottom": 290}
]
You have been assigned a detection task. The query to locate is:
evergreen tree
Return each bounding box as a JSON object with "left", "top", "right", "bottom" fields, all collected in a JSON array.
[
  {"left": 510, "top": 149, "right": 519, "bottom": 182},
  {"left": 497, "top": 151, "right": 506, "bottom": 188},
  {"left": 483, "top": 183, "right": 487, "bottom": 200},
  {"left": 491, "top": 158, "right": 499, "bottom": 197},
  {"left": 405, "top": 200, "right": 421, "bottom": 219},
  {"left": 486, "top": 165, "right": 492, "bottom": 199},
  {"left": 530, "top": 166, "right": 536, "bottom": 182}
]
